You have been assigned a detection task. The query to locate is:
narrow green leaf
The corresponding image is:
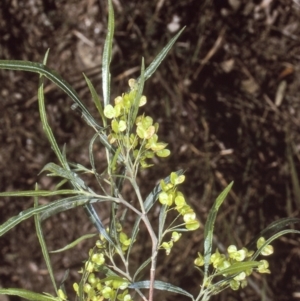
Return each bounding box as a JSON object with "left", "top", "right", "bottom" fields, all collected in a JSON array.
[
  {"left": 88, "top": 133, "right": 100, "bottom": 174},
  {"left": 129, "top": 280, "right": 194, "bottom": 299},
  {"left": 34, "top": 184, "right": 58, "bottom": 293},
  {"left": 41, "top": 163, "right": 87, "bottom": 190},
  {"left": 83, "top": 73, "right": 106, "bottom": 124},
  {"left": 214, "top": 261, "right": 260, "bottom": 277},
  {"left": 102, "top": 0, "right": 114, "bottom": 106},
  {"left": 0, "top": 195, "right": 96, "bottom": 237},
  {"left": 0, "top": 288, "right": 58, "bottom": 301},
  {"left": 137, "top": 27, "right": 185, "bottom": 82},
  {"left": 203, "top": 182, "right": 233, "bottom": 277},
  {"left": 37, "top": 58, "right": 68, "bottom": 171},
  {"left": 158, "top": 204, "right": 168, "bottom": 243},
  {"left": 133, "top": 257, "right": 152, "bottom": 281},
  {"left": 245, "top": 217, "right": 300, "bottom": 251},
  {"left": 0, "top": 189, "right": 81, "bottom": 197},
  {"left": 50, "top": 233, "right": 97, "bottom": 253},
  {"left": 83, "top": 204, "right": 120, "bottom": 252},
  {"left": 251, "top": 229, "right": 300, "bottom": 260},
  {"left": 109, "top": 147, "right": 121, "bottom": 173},
  {"left": 40, "top": 195, "right": 111, "bottom": 221},
  {"left": 0, "top": 60, "right": 100, "bottom": 130}
]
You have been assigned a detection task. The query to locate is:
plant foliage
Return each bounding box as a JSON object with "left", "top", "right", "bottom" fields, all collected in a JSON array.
[{"left": 0, "top": 1, "right": 299, "bottom": 301}]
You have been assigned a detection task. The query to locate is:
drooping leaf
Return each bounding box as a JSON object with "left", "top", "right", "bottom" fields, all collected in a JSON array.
[
  {"left": 0, "top": 59, "right": 100, "bottom": 130},
  {"left": 251, "top": 228, "right": 300, "bottom": 261},
  {"left": 129, "top": 280, "right": 193, "bottom": 299},
  {"left": 245, "top": 217, "right": 300, "bottom": 251}
]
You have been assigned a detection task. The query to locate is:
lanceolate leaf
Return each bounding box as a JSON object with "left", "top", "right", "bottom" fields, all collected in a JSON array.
[
  {"left": 213, "top": 261, "right": 260, "bottom": 277},
  {"left": 129, "top": 280, "right": 194, "bottom": 299},
  {"left": 245, "top": 217, "right": 300, "bottom": 251},
  {"left": 0, "top": 195, "right": 97, "bottom": 237},
  {"left": 34, "top": 185, "right": 58, "bottom": 293},
  {"left": 41, "top": 163, "right": 88, "bottom": 190},
  {"left": 0, "top": 189, "right": 81, "bottom": 197},
  {"left": 83, "top": 203, "right": 120, "bottom": 252},
  {"left": 0, "top": 288, "right": 58, "bottom": 301},
  {"left": 38, "top": 51, "right": 69, "bottom": 172},
  {"left": 0, "top": 60, "right": 100, "bottom": 130},
  {"left": 203, "top": 182, "right": 233, "bottom": 276},
  {"left": 102, "top": 0, "right": 114, "bottom": 107},
  {"left": 251, "top": 229, "right": 300, "bottom": 260},
  {"left": 83, "top": 73, "right": 105, "bottom": 124},
  {"left": 133, "top": 257, "right": 152, "bottom": 281},
  {"left": 137, "top": 27, "right": 185, "bottom": 82},
  {"left": 158, "top": 204, "right": 168, "bottom": 243}
]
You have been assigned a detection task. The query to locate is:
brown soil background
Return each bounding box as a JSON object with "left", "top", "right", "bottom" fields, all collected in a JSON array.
[{"left": 1, "top": 0, "right": 300, "bottom": 300}]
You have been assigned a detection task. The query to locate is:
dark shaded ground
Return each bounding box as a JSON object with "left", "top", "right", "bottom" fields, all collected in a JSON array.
[{"left": 1, "top": 0, "right": 300, "bottom": 300}]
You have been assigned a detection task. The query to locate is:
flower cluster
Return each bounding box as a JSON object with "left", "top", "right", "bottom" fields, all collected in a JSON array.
[
  {"left": 159, "top": 172, "right": 201, "bottom": 230},
  {"left": 103, "top": 79, "right": 170, "bottom": 168},
  {"left": 73, "top": 226, "right": 133, "bottom": 301},
  {"left": 73, "top": 273, "right": 132, "bottom": 301},
  {"left": 194, "top": 237, "right": 274, "bottom": 291},
  {"left": 114, "top": 222, "right": 132, "bottom": 253},
  {"left": 160, "top": 231, "right": 182, "bottom": 256},
  {"left": 159, "top": 172, "right": 201, "bottom": 255}
]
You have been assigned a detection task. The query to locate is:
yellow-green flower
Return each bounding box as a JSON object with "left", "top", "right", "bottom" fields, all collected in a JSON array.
[
  {"left": 194, "top": 252, "right": 204, "bottom": 267},
  {"left": 257, "top": 259, "right": 271, "bottom": 273},
  {"left": 227, "top": 245, "right": 246, "bottom": 261},
  {"left": 257, "top": 237, "right": 274, "bottom": 256}
]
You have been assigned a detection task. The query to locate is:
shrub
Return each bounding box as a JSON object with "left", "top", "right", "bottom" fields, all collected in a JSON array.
[{"left": 0, "top": 1, "right": 299, "bottom": 300}]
